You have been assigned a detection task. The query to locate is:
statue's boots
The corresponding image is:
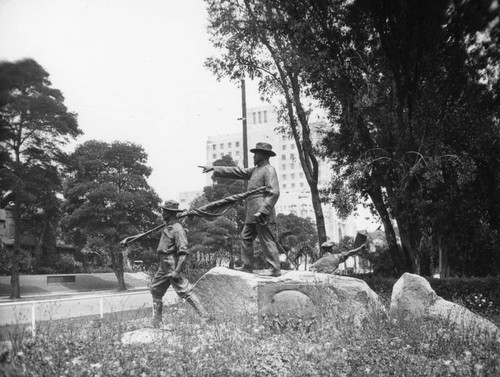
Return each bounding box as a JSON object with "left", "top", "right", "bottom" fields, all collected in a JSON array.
[{"left": 152, "top": 299, "right": 163, "bottom": 328}]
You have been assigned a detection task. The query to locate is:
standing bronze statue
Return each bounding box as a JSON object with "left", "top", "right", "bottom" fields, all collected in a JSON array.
[
  {"left": 200, "top": 142, "right": 281, "bottom": 277},
  {"left": 122, "top": 200, "right": 208, "bottom": 328}
]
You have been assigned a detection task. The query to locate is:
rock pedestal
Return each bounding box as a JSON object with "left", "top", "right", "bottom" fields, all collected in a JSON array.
[
  {"left": 191, "top": 267, "right": 385, "bottom": 326},
  {"left": 390, "top": 273, "right": 499, "bottom": 340}
]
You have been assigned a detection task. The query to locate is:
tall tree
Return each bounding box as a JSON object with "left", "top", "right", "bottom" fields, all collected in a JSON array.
[
  {"left": 0, "top": 59, "right": 81, "bottom": 298},
  {"left": 205, "top": 0, "right": 329, "bottom": 248},
  {"left": 276, "top": 213, "right": 317, "bottom": 268},
  {"left": 187, "top": 155, "right": 245, "bottom": 268},
  {"left": 62, "top": 140, "right": 161, "bottom": 290},
  {"left": 264, "top": 0, "right": 500, "bottom": 275}
]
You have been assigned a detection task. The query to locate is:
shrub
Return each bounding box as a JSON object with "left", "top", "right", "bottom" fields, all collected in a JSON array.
[
  {"left": 353, "top": 274, "right": 396, "bottom": 304},
  {"left": 429, "top": 276, "right": 500, "bottom": 317},
  {"left": 37, "top": 266, "right": 57, "bottom": 275},
  {"left": 54, "top": 253, "right": 82, "bottom": 273}
]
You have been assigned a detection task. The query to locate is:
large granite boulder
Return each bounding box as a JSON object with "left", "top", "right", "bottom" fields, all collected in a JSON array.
[
  {"left": 390, "top": 273, "right": 499, "bottom": 340},
  {"left": 190, "top": 267, "right": 385, "bottom": 327}
]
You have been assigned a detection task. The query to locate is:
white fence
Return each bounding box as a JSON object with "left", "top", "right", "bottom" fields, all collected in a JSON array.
[{"left": 0, "top": 290, "right": 178, "bottom": 335}]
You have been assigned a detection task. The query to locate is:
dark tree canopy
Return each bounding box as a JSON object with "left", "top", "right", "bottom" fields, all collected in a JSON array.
[
  {"left": 0, "top": 58, "right": 82, "bottom": 297},
  {"left": 187, "top": 155, "right": 245, "bottom": 269},
  {"left": 237, "top": 0, "right": 500, "bottom": 276},
  {"left": 62, "top": 140, "right": 161, "bottom": 290}
]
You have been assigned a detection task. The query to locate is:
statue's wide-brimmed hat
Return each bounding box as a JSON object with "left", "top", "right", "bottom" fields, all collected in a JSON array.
[
  {"left": 250, "top": 142, "right": 276, "bottom": 156},
  {"left": 321, "top": 241, "right": 335, "bottom": 249},
  {"left": 160, "top": 200, "right": 183, "bottom": 212}
]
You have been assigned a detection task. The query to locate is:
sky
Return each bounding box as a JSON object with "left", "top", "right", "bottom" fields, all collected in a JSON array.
[
  {"left": 0, "top": 0, "right": 263, "bottom": 200},
  {"left": 0, "top": 0, "right": 378, "bottom": 230}
]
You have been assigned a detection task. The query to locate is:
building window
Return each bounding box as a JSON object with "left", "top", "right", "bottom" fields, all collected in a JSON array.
[
  {"left": 228, "top": 152, "right": 232, "bottom": 156},
  {"left": 282, "top": 135, "right": 287, "bottom": 141},
  {"left": 290, "top": 163, "right": 295, "bottom": 169},
  {"left": 282, "top": 174, "right": 286, "bottom": 180},
  {"left": 281, "top": 154, "right": 286, "bottom": 160},
  {"left": 212, "top": 144, "right": 216, "bottom": 150},
  {"left": 291, "top": 173, "right": 295, "bottom": 179},
  {"left": 228, "top": 142, "right": 232, "bottom": 148},
  {"left": 299, "top": 172, "right": 304, "bottom": 178},
  {"left": 252, "top": 113, "right": 256, "bottom": 124},
  {"left": 291, "top": 144, "right": 295, "bottom": 150},
  {"left": 220, "top": 143, "right": 224, "bottom": 149},
  {"left": 300, "top": 182, "right": 304, "bottom": 187},
  {"left": 282, "top": 145, "right": 287, "bottom": 150},
  {"left": 236, "top": 151, "right": 240, "bottom": 156},
  {"left": 281, "top": 164, "right": 286, "bottom": 170},
  {"left": 236, "top": 141, "right": 240, "bottom": 147},
  {"left": 263, "top": 111, "right": 267, "bottom": 123},
  {"left": 291, "top": 183, "right": 295, "bottom": 188},
  {"left": 212, "top": 154, "right": 216, "bottom": 159},
  {"left": 258, "top": 111, "right": 262, "bottom": 123},
  {"left": 283, "top": 184, "right": 287, "bottom": 188}
]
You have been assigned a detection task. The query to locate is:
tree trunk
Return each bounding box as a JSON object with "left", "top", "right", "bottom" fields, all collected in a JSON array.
[
  {"left": 82, "top": 252, "right": 88, "bottom": 273},
  {"left": 438, "top": 236, "right": 450, "bottom": 278},
  {"left": 366, "top": 186, "right": 405, "bottom": 275},
  {"left": 309, "top": 184, "right": 328, "bottom": 250},
  {"left": 110, "top": 249, "right": 127, "bottom": 291},
  {"left": 229, "top": 242, "right": 235, "bottom": 269},
  {"left": 418, "top": 234, "right": 432, "bottom": 276},
  {"left": 11, "top": 199, "right": 21, "bottom": 299},
  {"left": 395, "top": 214, "right": 421, "bottom": 274},
  {"left": 273, "top": 67, "right": 327, "bottom": 250}
]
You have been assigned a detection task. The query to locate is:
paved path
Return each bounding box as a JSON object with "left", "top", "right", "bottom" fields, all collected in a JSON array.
[
  {"left": 0, "top": 289, "right": 179, "bottom": 328},
  {"left": 0, "top": 272, "right": 149, "bottom": 298},
  {"left": 0, "top": 272, "right": 181, "bottom": 330}
]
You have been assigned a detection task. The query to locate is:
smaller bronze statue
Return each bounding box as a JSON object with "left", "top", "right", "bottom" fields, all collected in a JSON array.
[
  {"left": 122, "top": 200, "right": 208, "bottom": 328},
  {"left": 310, "top": 232, "right": 369, "bottom": 274}
]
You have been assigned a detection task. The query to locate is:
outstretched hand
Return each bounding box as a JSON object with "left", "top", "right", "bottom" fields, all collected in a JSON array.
[
  {"left": 119, "top": 236, "right": 136, "bottom": 247},
  {"left": 198, "top": 165, "right": 213, "bottom": 173}
]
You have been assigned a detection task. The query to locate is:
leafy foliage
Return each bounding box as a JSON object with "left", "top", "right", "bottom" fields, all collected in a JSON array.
[
  {"left": 186, "top": 155, "right": 245, "bottom": 269},
  {"left": 229, "top": 0, "right": 500, "bottom": 276},
  {"left": 276, "top": 213, "right": 317, "bottom": 265},
  {"left": 61, "top": 140, "right": 161, "bottom": 289},
  {"left": 0, "top": 58, "right": 81, "bottom": 297},
  {"left": 205, "top": 0, "right": 329, "bottom": 248}
]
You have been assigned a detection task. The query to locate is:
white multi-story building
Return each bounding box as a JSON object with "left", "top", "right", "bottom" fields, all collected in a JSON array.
[{"left": 203, "top": 105, "right": 357, "bottom": 244}]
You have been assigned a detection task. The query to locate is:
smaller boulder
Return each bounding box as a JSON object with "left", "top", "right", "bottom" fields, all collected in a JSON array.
[{"left": 390, "top": 273, "right": 499, "bottom": 340}]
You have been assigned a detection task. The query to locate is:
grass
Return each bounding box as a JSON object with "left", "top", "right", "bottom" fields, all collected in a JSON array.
[{"left": 0, "top": 293, "right": 499, "bottom": 376}]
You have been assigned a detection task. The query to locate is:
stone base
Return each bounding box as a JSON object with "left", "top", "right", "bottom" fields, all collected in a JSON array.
[{"left": 191, "top": 267, "right": 385, "bottom": 327}]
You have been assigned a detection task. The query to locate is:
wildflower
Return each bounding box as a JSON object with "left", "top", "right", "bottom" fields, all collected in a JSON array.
[{"left": 474, "top": 363, "right": 484, "bottom": 372}]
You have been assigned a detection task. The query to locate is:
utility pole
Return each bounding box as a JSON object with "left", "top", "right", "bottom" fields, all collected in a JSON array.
[{"left": 241, "top": 78, "right": 248, "bottom": 169}]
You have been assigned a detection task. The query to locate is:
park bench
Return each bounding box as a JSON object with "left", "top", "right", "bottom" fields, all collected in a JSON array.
[{"left": 46, "top": 275, "right": 76, "bottom": 285}]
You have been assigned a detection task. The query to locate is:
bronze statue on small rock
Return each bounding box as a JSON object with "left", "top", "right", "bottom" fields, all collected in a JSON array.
[{"left": 310, "top": 232, "right": 369, "bottom": 274}]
